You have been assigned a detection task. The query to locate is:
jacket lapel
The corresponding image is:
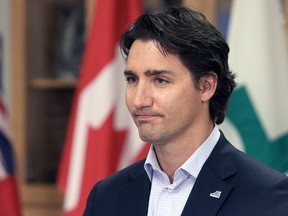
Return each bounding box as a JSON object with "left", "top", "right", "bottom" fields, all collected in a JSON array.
[
  {"left": 181, "top": 166, "right": 233, "bottom": 216},
  {"left": 182, "top": 133, "right": 237, "bottom": 216},
  {"left": 118, "top": 163, "right": 151, "bottom": 216}
]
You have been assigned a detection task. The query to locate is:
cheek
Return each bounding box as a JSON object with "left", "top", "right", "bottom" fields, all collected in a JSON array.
[
  {"left": 161, "top": 93, "right": 186, "bottom": 115},
  {"left": 125, "top": 90, "right": 133, "bottom": 110},
  {"left": 168, "top": 88, "right": 198, "bottom": 114}
]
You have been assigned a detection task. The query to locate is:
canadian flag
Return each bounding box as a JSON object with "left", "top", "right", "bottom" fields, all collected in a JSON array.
[{"left": 57, "top": 0, "right": 149, "bottom": 215}]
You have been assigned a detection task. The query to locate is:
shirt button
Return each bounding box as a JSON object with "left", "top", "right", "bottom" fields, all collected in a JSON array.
[{"left": 168, "top": 187, "right": 174, "bottom": 192}]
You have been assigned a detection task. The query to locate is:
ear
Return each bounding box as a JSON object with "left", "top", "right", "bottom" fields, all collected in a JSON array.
[{"left": 199, "top": 72, "right": 218, "bottom": 102}]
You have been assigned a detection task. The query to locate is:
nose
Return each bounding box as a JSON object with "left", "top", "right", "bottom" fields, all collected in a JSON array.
[{"left": 132, "top": 82, "right": 153, "bottom": 109}]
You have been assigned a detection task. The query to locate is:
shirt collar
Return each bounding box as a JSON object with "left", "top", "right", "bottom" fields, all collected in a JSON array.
[{"left": 144, "top": 125, "right": 220, "bottom": 181}]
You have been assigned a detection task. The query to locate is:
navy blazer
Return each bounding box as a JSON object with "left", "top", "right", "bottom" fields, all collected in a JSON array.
[{"left": 83, "top": 133, "right": 288, "bottom": 216}]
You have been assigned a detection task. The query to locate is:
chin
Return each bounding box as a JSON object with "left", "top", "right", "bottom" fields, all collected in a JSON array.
[
  {"left": 139, "top": 134, "right": 156, "bottom": 144},
  {"left": 139, "top": 134, "right": 165, "bottom": 146}
]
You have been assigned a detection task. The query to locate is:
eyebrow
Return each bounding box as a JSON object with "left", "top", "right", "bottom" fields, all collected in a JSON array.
[
  {"left": 144, "top": 69, "right": 175, "bottom": 76},
  {"left": 124, "top": 69, "right": 175, "bottom": 77},
  {"left": 124, "top": 70, "right": 135, "bottom": 76}
]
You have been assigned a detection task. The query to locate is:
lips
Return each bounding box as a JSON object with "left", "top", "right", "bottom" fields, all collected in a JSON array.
[
  {"left": 135, "top": 114, "right": 158, "bottom": 121},
  {"left": 133, "top": 109, "right": 163, "bottom": 122}
]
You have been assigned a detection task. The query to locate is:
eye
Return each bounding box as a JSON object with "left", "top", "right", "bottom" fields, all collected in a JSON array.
[
  {"left": 155, "top": 77, "right": 168, "bottom": 85},
  {"left": 125, "top": 75, "right": 138, "bottom": 85}
]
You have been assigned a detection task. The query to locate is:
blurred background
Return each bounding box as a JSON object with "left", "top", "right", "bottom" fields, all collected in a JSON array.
[{"left": 1, "top": 0, "right": 288, "bottom": 215}]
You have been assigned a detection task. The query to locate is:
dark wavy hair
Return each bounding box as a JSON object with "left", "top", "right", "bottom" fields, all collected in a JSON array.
[{"left": 120, "top": 6, "right": 236, "bottom": 124}]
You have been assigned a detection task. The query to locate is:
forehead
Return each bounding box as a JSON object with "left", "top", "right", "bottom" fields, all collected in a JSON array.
[
  {"left": 127, "top": 40, "right": 164, "bottom": 61},
  {"left": 126, "top": 40, "right": 187, "bottom": 74}
]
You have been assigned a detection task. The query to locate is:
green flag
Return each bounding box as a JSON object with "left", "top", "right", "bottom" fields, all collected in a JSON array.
[{"left": 221, "top": 0, "right": 288, "bottom": 173}]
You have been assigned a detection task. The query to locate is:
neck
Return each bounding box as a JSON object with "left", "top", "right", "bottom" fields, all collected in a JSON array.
[{"left": 154, "top": 121, "right": 214, "bottom": 183}]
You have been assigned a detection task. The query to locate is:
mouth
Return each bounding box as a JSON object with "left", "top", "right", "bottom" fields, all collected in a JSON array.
[
  {"left": 133, "top": 110, "right": 163, "bottom": 122},
  {"left": 135, "top": 114, "right": 159, "bottom": 121}
]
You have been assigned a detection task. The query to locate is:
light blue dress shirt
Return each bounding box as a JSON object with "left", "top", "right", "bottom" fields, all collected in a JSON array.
[{"left": 144, "top": 126, "right": 220, "bottom": 216}]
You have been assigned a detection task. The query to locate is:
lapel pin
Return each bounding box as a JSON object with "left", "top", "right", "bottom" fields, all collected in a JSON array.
[{"left": 210, "top": 190, "right": 222, "bottom": 199}]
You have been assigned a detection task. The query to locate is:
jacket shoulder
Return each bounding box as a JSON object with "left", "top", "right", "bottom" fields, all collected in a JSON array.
[
  {"left": 211, "top": 132, "right": 287, "bottom": 185},
  {"left": 83, "top": 159, "right": 147, "bottom": 216},
  {"left": 90, "top": 159, "right": 146, "bottom": 195}
]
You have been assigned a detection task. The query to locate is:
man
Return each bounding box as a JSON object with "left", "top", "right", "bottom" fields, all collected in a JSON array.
[{"left": 83, "top": 6, "right": 288, "bottom": 216}]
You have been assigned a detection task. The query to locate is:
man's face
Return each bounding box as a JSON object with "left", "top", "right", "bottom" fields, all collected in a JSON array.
[{"left": 124, "top": 40, "right": 205, "bottom": 146}]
